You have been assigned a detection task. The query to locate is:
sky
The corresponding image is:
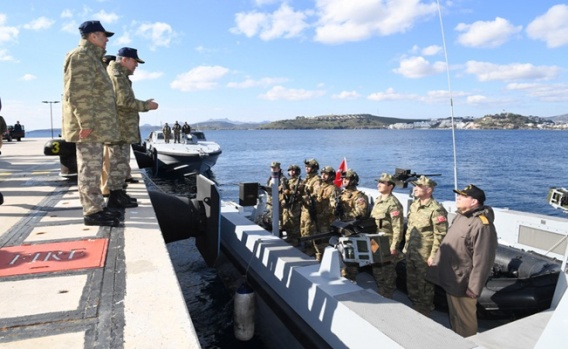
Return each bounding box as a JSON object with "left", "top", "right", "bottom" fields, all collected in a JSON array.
[{"left": 1, "top": 0, "right": 568, "bottom": 131}]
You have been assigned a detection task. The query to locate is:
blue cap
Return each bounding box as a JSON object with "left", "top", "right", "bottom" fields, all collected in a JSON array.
[
  {"left": 78, "top": 20, "right": 114, "bottom": 37},
  {"left": 117, "top": 47, "right": 145, "bottom": 64}
]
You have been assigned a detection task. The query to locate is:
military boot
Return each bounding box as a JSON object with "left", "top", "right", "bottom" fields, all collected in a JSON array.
[
  {"left": 84, "top": 211, "right": 119, "bottom": 226},
  {"left": 107, "top": 190, "right": 138, "bottom": 209}
]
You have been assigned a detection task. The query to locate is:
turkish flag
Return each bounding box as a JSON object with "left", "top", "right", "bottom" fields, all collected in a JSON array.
[{"left": 334, "top": 158, "right": 347, "bottom": 188}]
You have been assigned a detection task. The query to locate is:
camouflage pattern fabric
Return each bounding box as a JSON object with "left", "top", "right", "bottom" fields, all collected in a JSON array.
[
  {"left": 338, "top": 188, "right": 369, "bottom": 221},
  {"left": 265, "top": 172, "right": 288, "bottom": 230},
  {"left": 107, "top": 60, "right": 150, "bottom": 144},
  {"left": 370, "top": 194, "right": 404, "bottom": 298},
  {"left": 76, "top": 143, "right": 106, "bottom": 215},
  {"left": 281, "top": 175, "right": 302, "bottom": 245},
  {"left": 163, "top": 125, "right": 171, "bottom": 143},
  {"left": 299, "top": 173, "right": 322, "bottom": 256},
  {"left": 62, "top": 39, "right": 119, "bottom": 143},
  {"left": 404, "top": 198, "right": 448, "bottom": 315},
  {"left": 173, "top": 123, "right": 181, "bottom": 143},
  {"left": 106, "top": 143, "right": 129, "bottom": 191},
  {"left": 100, "top": 145, "right": 111, "bottom": 195},
  {"left": 312, "top": 180, "right": 338, "bottom": 259}
]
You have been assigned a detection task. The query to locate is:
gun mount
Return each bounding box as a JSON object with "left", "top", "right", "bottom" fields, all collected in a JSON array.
[{"left": 392, "top": 168, "right": 441, "bottom": 189}]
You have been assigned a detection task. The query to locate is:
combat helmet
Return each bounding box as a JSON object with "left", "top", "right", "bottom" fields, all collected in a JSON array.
[
  {"left": 288, "top": 164, "right": 301, "bottom": 174},
  {"left": 341, "top": 169, "right": 359, "bottom": 186},
  {"left": 304, "top": 158, "right": 320, "bottom": 171},
  {"left": 320, "top": 166, "right": 336, "bottom": 178}
]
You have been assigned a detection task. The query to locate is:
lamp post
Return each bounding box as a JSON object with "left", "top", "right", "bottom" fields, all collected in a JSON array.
[{"left": 42, "top": 101, "right": 60, "bottom": 138}]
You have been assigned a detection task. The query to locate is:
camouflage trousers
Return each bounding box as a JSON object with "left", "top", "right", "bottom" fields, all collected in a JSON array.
[
  {"left": 103, "top": 143, "right": 130, "bottom": 191},
  {"left": 282, "top": 206, "right": 301, "bottom": 246},
  {"left": 300, "top": 209, "right": 317, "bottom": 257},
  {"left": 372, "top": 260, "right": 397, "bottom": 298},
  {"left": 76, "top": 143, "right": 105, "bottom": 215},
  {"left": 405, "top": 251, "right": 435, "bottom": 316}
]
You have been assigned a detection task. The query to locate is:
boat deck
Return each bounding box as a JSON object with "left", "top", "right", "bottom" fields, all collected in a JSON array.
[{"left": 0, "top": 139, "right": 200, "bottom": 348}]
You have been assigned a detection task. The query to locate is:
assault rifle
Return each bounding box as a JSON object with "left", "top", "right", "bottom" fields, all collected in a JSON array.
[
  {"left": 391, "top": 168, "right": 441, "bottom": 189},
  {"left": 334, "top": 189, "right": 344, "bottom": 219},
  {"left": 307, "top": 189, "right": 320, "bottom": 234},
  {"left": 286, "top": 176, "right": 301, "bottom": 209}
]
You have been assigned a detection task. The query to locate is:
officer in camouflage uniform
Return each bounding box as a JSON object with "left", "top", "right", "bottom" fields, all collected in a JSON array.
[
  {"left": 106, "top": 47, "right": 159, "bottom": 209},
  {"left": 62, "top": 20, "right": 120, "bottom": 226},
  {"left": 300, "top": 159, "right": 322, "bottom": 256},
  {"left": 337, "top": 169, "right": 369, "bottom": 280},
  {"left": 162, "top": 123, "right": 172, "bottom": 143},
  {"left": 370, "top": 173, "right": 404, "bottom": 298},
  {"left": 173, "top": 121, "right": 181, "bottom": 143},
  {"left": 312, "top": 166, "right": 339, "bottom": 261},
  {"left": 281, "top": 164, "right": 302, "bottom": 246},
  {"left": 403, "top": 175, "right": 448, "bottom": 316},
  {"left": 264, "top": 161, "right": 288, "bottom": 230}
]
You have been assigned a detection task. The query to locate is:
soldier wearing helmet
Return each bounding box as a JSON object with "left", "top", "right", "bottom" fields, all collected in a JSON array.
[
  {"left": 300, "top": 159, "right": 322, "bottom": 256},
  {"left": 403, "top": 175, "right": 448, "bottom": 316},
  {"left": 370, "top": 173, "right": 404, "bottom": 298},
  {"left": 281, "top": 164, "right": 302, "bottom": 245},
  {"left": 337, "top": 169, "right": 369, "bottom": 221},
  {"left": 264, "top": 161, "right": 288, "bottom": 229},
  {"left": 309, "top": 165, "right": 339, "bottom": 261}
]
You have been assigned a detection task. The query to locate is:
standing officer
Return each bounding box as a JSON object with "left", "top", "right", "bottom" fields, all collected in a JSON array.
[
  {"left": 312, "top": 166, "right": 339, "bottom": 261},
  {"left": 264, "top": 161, "right": 288, "bottom": 230},
  {"left": 427, "top": 185, "right": 497, "bottom": 337},
  {"left": 370, "top": 173, "right": 404, "bottom": 298},
  {"left": 172, "top": 121, "right": 181, "bottom": 143},
  {"left": 106, "top": 47, "right": 158, "bottom": 209},
  {"left": 282, "top": 164, "right": 302, "bottom": 246},
  {"left": 182, "top": 122, "right": 191, "bottom": 143},
  {"left": 336, "top": 169, "right": 369, "bottom": 281},
  {"left": 403, "top": 175, "right": 448, "bottom": 316},
  {"left": 62, "top": 20, "right": 120, "bottom": 226},
  {"left": 162, "top": 123, "right": 171, "bottom": 143},
  {"left": 300, "top": 158, "right": 322, "bottom": 256}
]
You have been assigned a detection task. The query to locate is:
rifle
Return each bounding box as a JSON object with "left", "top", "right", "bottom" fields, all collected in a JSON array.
[
  {"left": 287, "top": 176, "right": 301, "bottom": 209},
  {"left": 334, "top": 188, "right": 344, "bottom": 219},
  {"left": 391, "top": 168, "right": 441, "bottom": 189},
  {"left": 307, "top": 188, "right": 320, "bottom": 234}
]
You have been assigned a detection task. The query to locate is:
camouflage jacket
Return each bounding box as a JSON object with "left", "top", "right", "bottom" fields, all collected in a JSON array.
[
  {"left": 266, "top": 172, "right": 288, "bottom": 207},
  {"left": 107, "top": 61, "right": 150, "bottom": 144},
  {"left": 338, "top": 187, "right": 369, "bottom": 221},
  {"left": 370, "top": 194, "right": 403, "bottom": 251},
  {"left": 301, "top": 173, "right": 322, "bottom": 209},
  {"left": 314, "top": 181, "right": 339, "bottom": 231},
  {"left": 62, "top": 39, "right": 119, "bottom": 143},
  {"left": 404, "top": 197, "right": 448, "bottom": 259}
]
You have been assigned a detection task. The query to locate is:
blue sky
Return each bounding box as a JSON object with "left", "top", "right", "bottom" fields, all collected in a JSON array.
[{"left": 1, "top": 0, "right": 568, "bottom": 131}]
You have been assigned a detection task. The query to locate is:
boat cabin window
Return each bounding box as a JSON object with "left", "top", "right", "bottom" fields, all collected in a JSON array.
[
  {"left": 192, "top": 132, "right": 206, "bottom": 141},
  {"left": 157, "top": 133, "right": 164, "bottom": 140}
]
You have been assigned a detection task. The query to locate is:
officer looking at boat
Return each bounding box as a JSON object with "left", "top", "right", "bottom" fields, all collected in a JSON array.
[
  {"left": 370, "top": 173, "right": 403, "bottom": 298},
  {"left": 106, "top": 47, "right": 158, "bottom": 209},
  {"left": 336, "top": 169, "right": 369, "bottom": 280},
  {"left": 62, "top": 20, "right": 121, "bottom": 226},
  {"left": 403, "top": 175, "right": 448, "bottom": 316},
  {"left": 300, "top": 159, "right": 322, "bottom": 257},
  {"left": 281, "top": 164, "right": 302, "bottom": 246},
  {"left": 427, "top": 184, "right": 497, "bottom": 337},
  {"left": 162, "top": 123, "right": 172, "bottom": 143}
]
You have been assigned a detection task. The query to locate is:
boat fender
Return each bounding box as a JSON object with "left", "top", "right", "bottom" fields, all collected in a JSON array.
[{"left": 234, "top": 281, "right": 255, "bottom": 341}]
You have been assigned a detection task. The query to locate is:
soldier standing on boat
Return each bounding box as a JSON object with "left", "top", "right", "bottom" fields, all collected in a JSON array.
[
  {"left": 300, "top": 159, "right": 322, "bottom": 257},
  {"left": 370, "top": 173, "right": 403, "bottom": 298},
  {"left": 173, "top": 121, "right": 181, "bottom": 143},
  {"left": 281, "top": 164, "right": 302, "bottom": 246},
  {"left": 426, "top": 184, "right": 497, "bottom": 337},
  {"left": 162, "top": 123, "right": 171, "bottom": 143},
  {"left": 336, "top": 169, "right": 369, "bottom": 280},
  {"left": 62, "top": 20, "right": 120, "bottom": 226},
  {"left": 182, "top": 122, "right": 191, "bottom": 143},
  {"left": 403, "top": 175, "right": 448, "bottom": 316},
  {"left": 312, "top": 166, "right": 339, "bottom": 261},
  {"left": 264, "top": 161, "right": 288, "bottom": 230}
]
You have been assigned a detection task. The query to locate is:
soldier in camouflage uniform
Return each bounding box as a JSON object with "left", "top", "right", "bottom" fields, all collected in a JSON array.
[
  {"left": 106, "top": 47, "right": 159, "bottom": 209},
  {"left": 337, "top": 169, "right": 369, "bottom": 280},
  {"left": 403, "top": 175, "right": 448, "bottom": 316},
  {"left": 173, "top": 121, "right": 181, "bottom": 143},
  {"left": 281, "top": 164, "right": 302, "bottom": 246},
  {"left": 300, "top": 159, "right": 322, "bottom": 256},
  {"left": 162, "top": 123, "right": 171, "bottom": 143},
  {"left": 312, "top": 166, "right": 339, "bottom": 261},
  {"left": 62, "top": 20, "right": 120, "bottom": 226},
  {"left": 264, "top": 161, "right": 288, "bottom": 230},
  {"left": 370, "top": 173, "right": 404, "bottom": 298}
]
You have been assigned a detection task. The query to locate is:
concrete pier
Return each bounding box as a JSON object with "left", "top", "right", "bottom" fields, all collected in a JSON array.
[{"left": 0, "top": 138, "right": 201, "bottom": 348}]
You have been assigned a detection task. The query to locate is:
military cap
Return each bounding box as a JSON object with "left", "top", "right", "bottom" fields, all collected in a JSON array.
[
  {"left": 411, "top": 175, "right": 437, "bottom": 187},
  {"left": 270, "top": 161, "right": 281, "bottom": 168},
  {"left": 376, "top": 173, "right": 395, "bottom": 185},
  {"left": 117, "top": 47, "right": 145, "bottom": 64},
  {"left": 79, "top": 20, "right": 114, "bottom": 37},
  {"left": 453, "top": 184, "right": 486, "bottom": 204}
]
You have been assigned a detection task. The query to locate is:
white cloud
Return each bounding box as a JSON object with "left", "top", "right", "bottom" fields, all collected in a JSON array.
[
  {"left": 393, "top": 56, "right": 447, "bottom": 78},
  {"left": 21, "top": 74, "right": 37, "bottom": 81},
  {"left": 526, "top": 4, "right": 568, "bottom": 48},
  {"left": 455, "top": 17, "right": 522, "bottom": 48},
  {"left": 136, "top": 22, "right": 176, "bottom": 49},
  {"left": 466, "top": 95, "right": 489, "bottom": 104},
  {"left": 23, "top": 17, "right": 55, "bottom": 31},
  {"left": 421, "top": 45, "right": 442, "bottom": 56},
  {"left": 227, "top": 77, "right": 288, "bottom": 88},
  {"left": 231, "top": 3, "right": 309, "bottom": 41},
  {"left": 60, "top": 9, "right": 73, "bottom": 19},
  {"left": 93, "top": 10, "right": 120, "bottom": 24},
  {"left": 130, "top": 70, "right": 163, "bottom": 82},
  {"left": 259, "top": 85, "right": 325, "bottom": 101},
  {"left": 314, "top": 0, "right": 438, "bottom": 44},
  {"left": 170, "top": 65, "right": 230, "bottom": 92},
  {"left": 367, "top": 87, "right": 411, "bottom": 101},
  {"left": 332, "top": 90, "right": 360, "bottom": 100},
  {"left": 0, "top": 14, "right": 19, "bottom": 43},
  {"left": 0, "top": 48, "right": 14, "bottom": 61},
  {"left": 115, "top": 32, "right": 132, "bottom": 46},
  {"left": 465, "top": 61, "right": 562, "bottom": 81},
  {"left": 506, "top": 82, "right": 568, "bottom": 102}
]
